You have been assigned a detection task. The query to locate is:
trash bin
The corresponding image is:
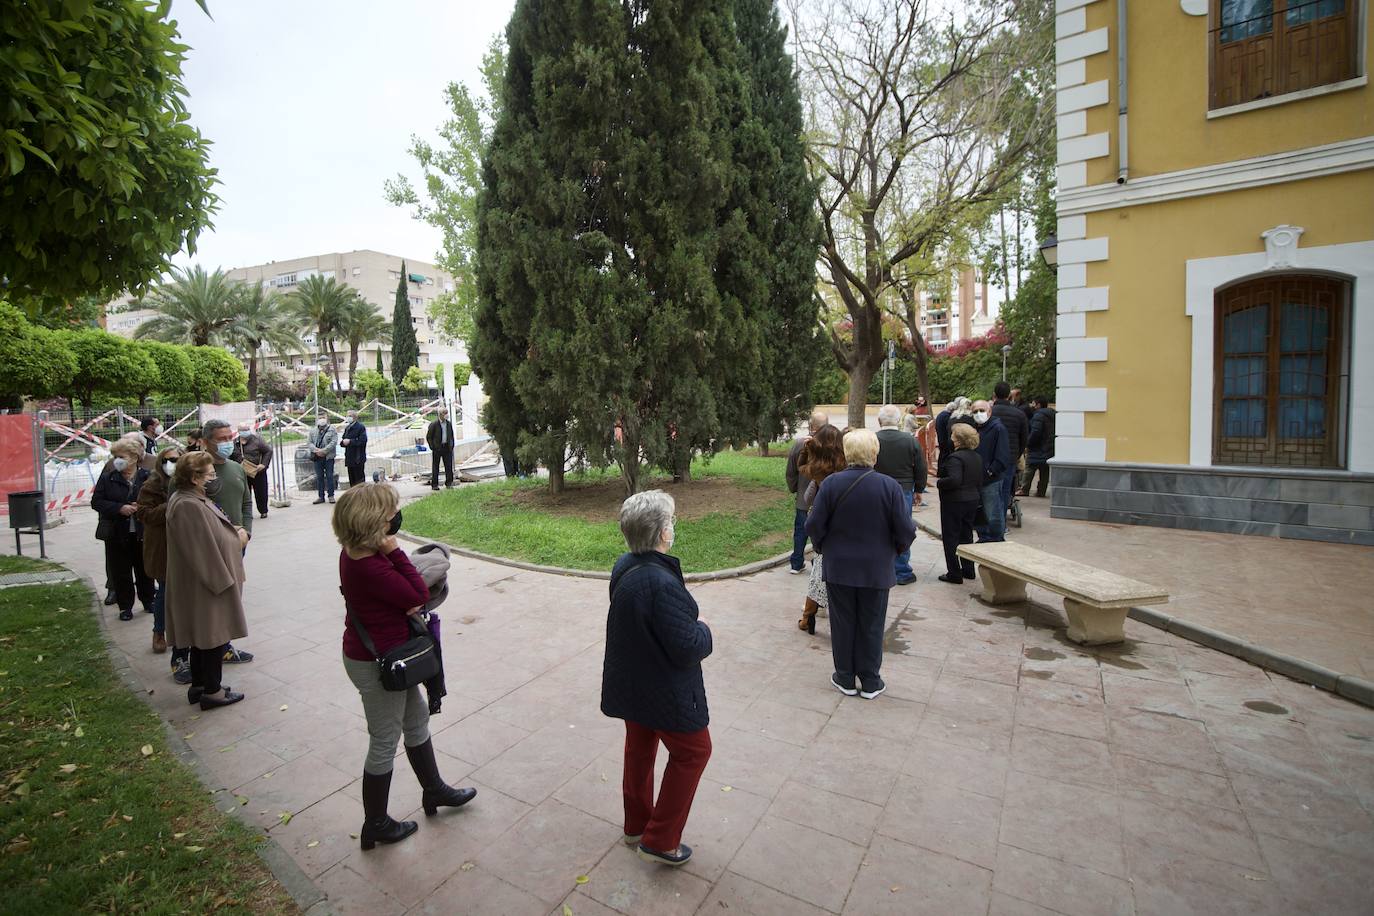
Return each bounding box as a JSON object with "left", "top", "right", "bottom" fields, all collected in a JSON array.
[
  {"left": 7, "top": 490, "right": 45, "bottom": 530},
  {"left": 294, "top": 446, "right": 317, "bottom": 493}
]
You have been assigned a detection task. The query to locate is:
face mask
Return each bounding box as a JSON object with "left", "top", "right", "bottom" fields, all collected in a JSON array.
[
  {"left": 662, "top": 525, "right": 675, "bottom": 551},
  {"left": 238, "top": 429, "right": 249, "bottom": 438},
  {"left": 317, "top": 420, "right": 328, "bottom": 428},
  {"left": 112, "top": 457, "right": 129, "bottom": 472},
  {"left": 153, "top": 426, "right": 163, "bottom": 437},
  {"left": 162, "top": 460, "right": 176, "bottom": 477},
  {"left": 216, "top": 441, "right": 234, "bottom": 458},
  {"left": 204, "top": 477, "right": 221, "bottom": 496},
  {"left": 347, "top": 416, "right": 357, "bottom": 424},
  {"left": 387, "top": 510, "right": 403, "bottom": 536},
  {"left": 973, "top": 411, "right": 989, "bottom": 425}
]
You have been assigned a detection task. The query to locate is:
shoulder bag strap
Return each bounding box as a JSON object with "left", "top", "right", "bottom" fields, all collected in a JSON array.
[
  {"left": 610, "top": 563, "right": 654, "bottom": 604},
  {"left": 340, "top": 586, "right": 382, "bottom": 660},
  {"left": 831, "top": 469, "right": 875, "bottom": 511}
]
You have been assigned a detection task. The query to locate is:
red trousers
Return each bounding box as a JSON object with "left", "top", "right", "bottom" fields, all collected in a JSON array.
[{"left": 622, "top": 720, "right": 712, "bottom": 852}]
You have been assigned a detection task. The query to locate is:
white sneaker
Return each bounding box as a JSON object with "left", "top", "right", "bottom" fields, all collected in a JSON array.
[{"left": 787, "top": 566, "right": 805, "bottom": 575}]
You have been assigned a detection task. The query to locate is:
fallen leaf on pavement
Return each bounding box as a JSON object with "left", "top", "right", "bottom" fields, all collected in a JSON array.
[
  {"left": 575, "top": 875, "right": 589, "bottom": 885},
  {"left": 279, "top": 812, "right": 292, "bottom": 825},
  {"left": 306, "top": 840, "right": 319, "bottom": 848}
]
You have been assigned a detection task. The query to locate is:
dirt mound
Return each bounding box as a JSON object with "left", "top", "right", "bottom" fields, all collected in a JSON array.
[{"left": 506, "top": 476, "right": 786, "bottom": 523}]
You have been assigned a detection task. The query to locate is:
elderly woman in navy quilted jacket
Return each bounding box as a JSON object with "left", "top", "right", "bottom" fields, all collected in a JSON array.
[{"left": 601, "top": 490, "right": 713, "bottom": 868}]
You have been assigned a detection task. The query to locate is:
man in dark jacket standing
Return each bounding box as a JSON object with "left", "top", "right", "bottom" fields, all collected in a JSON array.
[
  {"left": 425, "top": 408, "right": 455, "bottom": 490},
  {"left": 1021, "top": 396, "right": 1056, "bottom": 498},
  {"left": 232, "top": 422, "right": 273, "bottom": 519},
  {"left": 991, "top": 381, "right": 1029, "bottom": 516},
  {"left": 602, "top": 490, "right": 713, "bottom": 868},
  {"left": 874, "top": 405, "right": 926, "bottom": 585},
  {"left": 785, "top": 410, "right": 828, "bottom": 573},
  {"left": 341, "top": 410, "right": 369, "bottom": 487},
  {"left": 970, "top": 400, "right": 1011, "bottom": 543}
]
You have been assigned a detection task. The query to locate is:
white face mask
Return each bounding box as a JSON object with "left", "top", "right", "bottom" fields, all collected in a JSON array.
[
  {"left": 153, "top": 426, "right": 163, "bottom": 437},
  {"left": 112, "top": 457, "right": 129, "bottom": 472},
  {"left": 973, "top": 411, "right": 989, "bottom": 425},
  {"left": 316, "top": 420, "right": 328, "bottom": 428},
  {"left": 238, "top": 429, "right": 250, "bottom": 438},
  {"left": 662, "top": 524, "right": 675, "bottom": 551},
  {"left": 163, "top": 461, "right": 176, "bottom": 477}
]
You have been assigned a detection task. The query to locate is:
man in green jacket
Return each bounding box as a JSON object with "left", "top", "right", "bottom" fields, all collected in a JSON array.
[{"left": 202, "top": 419, "right": 255, "bottom": 663}]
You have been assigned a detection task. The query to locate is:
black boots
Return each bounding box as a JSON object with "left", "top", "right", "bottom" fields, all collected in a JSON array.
[
  {"left": 359, "top": 769, "right": 417, "bottom": 851},
  {"left": 405, "top": 739, "right": 477, "bottom": 817}
]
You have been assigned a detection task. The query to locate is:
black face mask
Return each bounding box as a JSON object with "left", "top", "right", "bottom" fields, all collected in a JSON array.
[
  {"left": 387, "top": 510, "right": 403, "bottom": 536},
  {"left": 205, "top": 477, "right": 222, "bottom": 498}
]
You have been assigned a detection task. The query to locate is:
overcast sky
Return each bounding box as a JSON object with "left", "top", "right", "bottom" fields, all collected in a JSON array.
[{"left": 171, "top": 0, "right": 517, "bottom": 272}]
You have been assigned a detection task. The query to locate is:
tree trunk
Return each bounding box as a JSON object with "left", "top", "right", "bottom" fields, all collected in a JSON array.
[
  {"left": 329, "top": 343, "right": 344, "bottom": 393},
  {"left": 913, "top": 346, "right": 931, "bottom": 404},
  {"left": 348, "top": 344, "right": 360, "bottom": 392},
  {"left": 618, "top": 428, "right": 641, "bottom": 496},
  {"left": 247, "top": 354, "right": 259, "bottom": 400},
  {"left": 846, "top": 362, "right": 874, "bottom": 429},
  {"left": 759, "top": 438, "right": 770, "bottom": 457}
]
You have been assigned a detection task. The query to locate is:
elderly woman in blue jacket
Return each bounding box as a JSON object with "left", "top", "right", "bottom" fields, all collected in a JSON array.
[
  {"left": 806, "top": 429, "right": 917, "bottom": 700},
  {"left": 601, "top": 490, "right": 713, "bottom": 868}
]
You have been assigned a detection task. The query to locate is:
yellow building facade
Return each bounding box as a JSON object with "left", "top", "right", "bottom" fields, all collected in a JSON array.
[{"left": 1053, "top": 0, "right": 1374, "bottom": 543}]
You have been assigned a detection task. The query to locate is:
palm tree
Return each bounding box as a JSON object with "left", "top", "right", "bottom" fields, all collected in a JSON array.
[
  {"left": 288, "top": 275, "right": 353, "bottom": 393},
  {"left": 134, "top": 265, "right": 240, "bottom": 346},
  {"left": 335, "top": 294, "right": 391, "bottom": 391},
  {"left": 228, "top": 281, "right": 306, "bottom": 399}
]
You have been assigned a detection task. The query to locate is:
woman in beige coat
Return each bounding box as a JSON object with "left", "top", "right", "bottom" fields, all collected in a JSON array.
[{"left": 166, "top": 452, "right": 250, "bottom": 710}]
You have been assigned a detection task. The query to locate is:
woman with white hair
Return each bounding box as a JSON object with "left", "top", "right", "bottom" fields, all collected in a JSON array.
[
  {"left": 805, "top": 430, "right": 917, "bottom": 700},
  {"left": 91, "top": 438, "right": 156, "bottom": 621},
  {"left": 601, "top": 490, "right": 714, "bottom": 867},
  {"left": 935, "top": 396, "right": 976, "bottom": 476}
]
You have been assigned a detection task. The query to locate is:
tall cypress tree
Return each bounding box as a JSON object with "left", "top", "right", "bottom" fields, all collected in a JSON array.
[
  {"left": 389, "top": 260, "right": 420, "bottom": 387},
  {"left": 717, "top": 0, "right": 823, "bottom": 452}
]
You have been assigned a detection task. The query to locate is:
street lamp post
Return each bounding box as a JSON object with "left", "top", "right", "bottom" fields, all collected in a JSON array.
[
  {"left": 1001, "top": 344, "right": 1012, "bottom": 381},
  {"left": 1038, "top": 234, "right": 1059, "bottom": 271}
]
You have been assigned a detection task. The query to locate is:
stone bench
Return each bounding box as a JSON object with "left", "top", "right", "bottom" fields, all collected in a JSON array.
[{"left": 956, "top": 541, "right": 1169, "bottom": 645}]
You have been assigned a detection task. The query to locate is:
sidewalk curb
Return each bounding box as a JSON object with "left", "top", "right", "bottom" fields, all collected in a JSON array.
[
  {"left": 396, "top": 532, "right": 812, "bottom": 583},
  {"left": 914, "top": 516, "right": 1374, "bottom": 710},
  {"left": 80, "top": 572, "right": 333, "bottom": 915}
]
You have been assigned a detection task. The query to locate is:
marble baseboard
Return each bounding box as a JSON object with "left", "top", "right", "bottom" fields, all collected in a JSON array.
[{"left": 1050, "top": 463, "right": 1374, "bottom": 544}]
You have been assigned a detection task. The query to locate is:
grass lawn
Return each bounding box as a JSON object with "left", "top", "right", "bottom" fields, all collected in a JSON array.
[
  {"left": 403, "top": 450, "right": 797, "bottom": 573},
  {"left": 0, "top": 558, "right": 296, "bottom": 914},
  {"left": 0, "top": 555, "right": 62, "bottom": 575}
]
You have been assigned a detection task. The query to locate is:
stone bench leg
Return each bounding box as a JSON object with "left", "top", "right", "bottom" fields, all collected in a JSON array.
[
  {"left": 976, "top": 567, "right": 1027, "bottom": 604},
  {"left": 1063, "top": 599, "right": 1127, "bottom": 645}
]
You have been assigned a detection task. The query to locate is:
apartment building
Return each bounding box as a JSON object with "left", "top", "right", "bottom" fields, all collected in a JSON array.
[
  {"left": 109, "top": 249, "right": 469, "bottom": 380},
  {"left": 919, "top": 266, "right": 1003, "bottom": 351}
]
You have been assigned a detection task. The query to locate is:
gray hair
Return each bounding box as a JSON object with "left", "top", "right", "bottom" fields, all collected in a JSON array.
[
  {"left": 201, "top": 418, "right": 231, "bottom": 439},
  {"left": 619, "top": 489, "right": 675, "bottom": 554},
  {"left": 949, "top": 397, "right": 974, "bottom": 419},
  {"left": 877, "top": 404, "right": 901, "bottom": 427},
  {"left": 808, "top": 410, "right": 829, "bottom": 433}
]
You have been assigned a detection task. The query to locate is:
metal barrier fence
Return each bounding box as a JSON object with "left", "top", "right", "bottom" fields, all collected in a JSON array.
[{"left": 10, "top": 396, "right": 486, "bottom": 516}]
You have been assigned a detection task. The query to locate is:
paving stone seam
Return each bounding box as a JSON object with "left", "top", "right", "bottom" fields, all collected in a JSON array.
[
  {"left": 395, "top": 530, "right": 815, "bottom": 582},
  {"left": 76, "top": 571, "right": 334, "bottom": 916},
  {"left": 913, "top": 516, "right": 1374, "bottom": 710}
]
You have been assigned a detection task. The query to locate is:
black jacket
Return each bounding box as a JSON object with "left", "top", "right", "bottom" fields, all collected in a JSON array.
[
  {"left": 425, "top": 419, "right": 455, "bottom": 452},
  {"left": 936, "top": 448, "right": 984, "bottom": 503},
  {"left": 601, "top": 551, "right": 712, "bottom": 733},
  {"left": 342, "top": 420, "right": 368, "bottom": 466},
  {"left": 805, "top": 465, "right": 917, "bottom": 589},
  {"left": 992, "top": 399, "right": 1029, "bottom": 460},
  {"left": 92, "top": 466, "right": 150, "bottom": 541},
  {"left": 874, "top": 428, "right": 927, "bottom": 492},
  {"left": 1027, "top": 407, "right": 1057, "bottom": 463}
]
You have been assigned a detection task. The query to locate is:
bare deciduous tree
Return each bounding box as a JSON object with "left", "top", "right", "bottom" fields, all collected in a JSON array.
[{"left": 792, "top": 0, "right": 1052, "bottom": 425}]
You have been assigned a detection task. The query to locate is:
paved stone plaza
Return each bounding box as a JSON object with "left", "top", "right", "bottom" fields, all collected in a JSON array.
[{"left": 36, "top": 487, "right": 1374, "bottom": 915}]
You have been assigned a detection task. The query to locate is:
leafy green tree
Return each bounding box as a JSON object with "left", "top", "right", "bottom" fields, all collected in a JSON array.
[
  {"left": 385, "top": 37, "right": 506, "bottom": 346},
  {"left": 0, "top": 0, "right": 217, "bottom": 309},
  {"left": 227, "top": 281, "right": 304, "bottom": 400},
  {"left": 400, "top": 365, "right": 430, "bottom": 394},
  {"left": 56, "top": 328, "right": 160, "bottom": 408},
  {"left": 335, "top": 296, "right": 390, "bottom": 392},
  {"left": 0, "top": 302, "right": 78, "bottom": 408},
  {"left": 134, "top": 266, "right": 242, "bottom": 347},
  {"left": 183, "top": 345, "right": 247, "bottom": 404},
  {"left": 389, "top": 263, "right": 420, "bottom": 387},
  {"left": 353, "top": 368, "right": 395, "bottom": 403},
  {"left": 133, "top": 340, "right": 195, "bottom": 403},
  {"left": 477, "top": 0, "right": 750, "bottom": 494},
  {"left": 256, "top": 366, "right": 296, "bottom": 402},
  {"left": 25, "top": 295, "right": 106, "bottom": 330},
  {"left": 715, "top": 0, "right": 823, "bottom": 454},
  {"left": 288, "top": 275, "right": 353, "bottom": 393}
]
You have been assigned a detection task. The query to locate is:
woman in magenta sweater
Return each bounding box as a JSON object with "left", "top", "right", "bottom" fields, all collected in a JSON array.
[{"left": 335, "top": 483, "right": 476, "bottom": 850}]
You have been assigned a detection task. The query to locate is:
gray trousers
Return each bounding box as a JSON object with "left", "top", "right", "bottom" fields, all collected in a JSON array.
[{"left": 343, "top": 653, "right": 431, "bottom": 774}]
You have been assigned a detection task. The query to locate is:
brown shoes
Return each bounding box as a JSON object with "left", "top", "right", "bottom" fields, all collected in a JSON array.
[
  {"left": 152, "top": 633, "right": 167, "bottom": 654},
  {"left": 797, "top": 598, "right": 818, "bottom": 635}
]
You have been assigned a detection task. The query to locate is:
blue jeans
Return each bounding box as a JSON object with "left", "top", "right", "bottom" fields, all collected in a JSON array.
[
  {"left": 976, "top": 479, "right": 1006, "bottom": 542},
  {"left": 790, "top": 509, "right": 809, "bottom": 571},
  {"left": 894, "top": 488, "right": 915, "bottom": 581},
  {"left": 1001, "top": 470, "right": 1017, "bottom": 513},
  {"left": 314, "top": 457, "right": 336, "bottom": 498},
  {"left": 152, "top": 579, "right": 165, "bottom": 635}
]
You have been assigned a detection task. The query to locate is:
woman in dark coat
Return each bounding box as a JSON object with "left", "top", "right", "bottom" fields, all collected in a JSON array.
[
  {"left": 136, "top": 444, "right": 183, "bottom": 654},
  {"left": 937, "top": 423, "right": 985, "bottom": 584},
  {"left": 92, "top": 439, "right": 155, "bottom": 622},
  {"left": 602, "top": 489, "right": 713, "bottom": 868},
  {"left": 805, "top": 430, "right": 917, "bottom": 700}
]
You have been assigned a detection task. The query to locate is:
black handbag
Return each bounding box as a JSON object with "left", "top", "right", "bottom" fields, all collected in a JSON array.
[
  {"left": 343, "top": 591, "right": 440, "bottom": 692},
  {"left": 94, "top": 516, "right": 115, "bottom": 541}
]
